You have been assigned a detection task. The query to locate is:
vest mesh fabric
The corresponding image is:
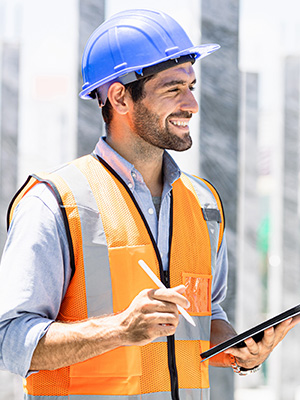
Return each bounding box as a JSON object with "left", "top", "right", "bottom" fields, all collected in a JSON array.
[
  {"left": 76, "top": 156, "right": 152, "bottom": 248},
  {"left": 10, "top": 155, "right": 223, "bottom": 397},
  {"left": 170, "top": 176, "right": 211, "bottom": 289}
]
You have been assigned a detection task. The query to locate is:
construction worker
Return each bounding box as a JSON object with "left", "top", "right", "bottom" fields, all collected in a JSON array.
[{"left": 0, "top": 8, "right": 299, "bottom": 400}]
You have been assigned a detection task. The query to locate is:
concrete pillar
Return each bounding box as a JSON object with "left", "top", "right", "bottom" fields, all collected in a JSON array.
[
  {"left": 77, "top": 0, "right": 105, "bottom": 157},
  {"left": 200, "top": 1, "right": 240, "bottom": 399},
  {"left": 0, "top": 1, "right": 79, "bottom": 397},
  {"left": 237, "top": 71, "right": 261, "bottom": 335},
  {"left": 0, "top": 42, "right": 19, "bottom": 251},
  {"left": 236, "top": 71, "right": 265, "bottom": 392},
  {"left": 0, "top": 2, "right": 23, "bottom": 397},
  {"left": 281, "top": 55, "right": 300, "bottom": 400}
]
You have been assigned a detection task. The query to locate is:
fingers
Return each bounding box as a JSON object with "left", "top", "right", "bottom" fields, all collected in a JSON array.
[
  {"left": 291, "top": 314, "right": 300, "bottom": 327},
  {"left": 150, "top": 285, "right": 190, "bottom": 309},
  {"left": 243, "top": 337, "right": 260, "bottom": 356},
  {"left": 119, "top": 286, "right": 189, "bottom": 347},
  {"left": 277, "top": 316, "right": 300, "bottom": 333},
  {"left": 261, "top": 318, "right": 293, "bottom": 349},
  {"left": 224, "top": 317, "right": 299, "bottom": 369}
]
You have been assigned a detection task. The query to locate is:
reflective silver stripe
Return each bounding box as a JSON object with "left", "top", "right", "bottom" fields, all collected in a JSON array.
[
  {"left": 183, "top": 173, "right": 221, "bottom": 275},
  {"left": 55, "top": 163, "right": 113, "bottom": 317},
  {"left": 26, "top": 388, "right": 210, "bottom": 400},
  {"left": 153, "top": 316, "right": 211, "bottom": 342},
  {"left": 151, "top": 315, "right": 210, "bottom": 343},
  {"left": 179, "top": 388, "right": 210, "bottom": 400},
  {"left": 176, "top": 315, "right": 211, "bottom": 341},
  {"left": 25, "top": 165, "right": 211, "bottom": 400}
]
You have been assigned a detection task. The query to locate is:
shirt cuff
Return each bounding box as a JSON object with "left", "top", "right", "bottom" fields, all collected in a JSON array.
[{"left": 2, "top": 315, "right": 53, "bottom": 378}]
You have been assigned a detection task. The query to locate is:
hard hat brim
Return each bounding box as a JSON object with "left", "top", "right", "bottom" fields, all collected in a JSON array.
[{"left": 79, "top": 43, "right": 220, "bottom": 100}]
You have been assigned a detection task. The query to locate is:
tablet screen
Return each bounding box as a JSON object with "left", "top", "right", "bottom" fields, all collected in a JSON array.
[{"left": 200, "top": 304, "right": 300, "bottom": 361}]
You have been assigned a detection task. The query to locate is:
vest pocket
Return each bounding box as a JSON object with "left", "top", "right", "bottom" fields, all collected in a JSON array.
[
  {"left": 70, "top": 345, "right": 142, "bottom": 377},
  {"left": 182, "top": 273, "right": 212, "bottom": 316}
]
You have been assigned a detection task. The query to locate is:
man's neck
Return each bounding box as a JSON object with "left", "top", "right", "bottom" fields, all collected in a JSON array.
[
  {"left": 135, "top": 158, "right": 163, "bottom": 197},
  {"left": 105, "top": 133, "right": 164, "bottom": 197}
]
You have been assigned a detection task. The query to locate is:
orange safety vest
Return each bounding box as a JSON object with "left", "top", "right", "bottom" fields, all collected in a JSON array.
[{"left": 8, "top": 154, "right": 224, "bottom": 400}]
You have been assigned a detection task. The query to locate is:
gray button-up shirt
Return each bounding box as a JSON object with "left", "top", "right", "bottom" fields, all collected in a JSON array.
[{"left": 0, "top": 137, "right": 228, "bottom": 378}]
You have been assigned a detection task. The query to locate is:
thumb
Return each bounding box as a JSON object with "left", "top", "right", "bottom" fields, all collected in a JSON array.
[
  {"left": 173, "top": 285, "right": 190, "bottom": 309},
  {"left": 173, "top": 284, "right": 187, "bottom": 294}
]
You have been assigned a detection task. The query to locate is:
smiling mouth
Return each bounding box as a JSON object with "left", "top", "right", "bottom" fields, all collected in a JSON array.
[{"left": 169, "top": 120, "right": 190, "bottom": 127}]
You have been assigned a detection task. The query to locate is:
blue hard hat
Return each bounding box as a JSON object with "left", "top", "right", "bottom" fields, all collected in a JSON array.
[{"left": 79, "top": 9, "right": 220, "bottom": 100}]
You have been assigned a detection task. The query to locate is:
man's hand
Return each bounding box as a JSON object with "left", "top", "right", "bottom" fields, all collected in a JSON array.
[
  {"left": 30, "top": 285, "right": 190, "bottom": 371},
  {"left": 118, "top": 285, "right": 190, "bottom": 346},
  {"left": 224, "top": 315, "right": 300, "bottom": 369}
]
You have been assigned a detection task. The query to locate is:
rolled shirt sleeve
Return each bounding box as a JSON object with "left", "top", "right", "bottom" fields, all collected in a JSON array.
[
  {"left": 211, "top": 233, "right": 229, "bottom": 321},
  {"left": 0, "top": 184, "right": 72, "bottom": 377},
  {"left": 0, "top": 143, "right": 230, "bottom": 376}
]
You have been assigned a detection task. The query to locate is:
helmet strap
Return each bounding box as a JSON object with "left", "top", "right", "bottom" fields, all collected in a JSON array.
[
  {"left": 95, "top": 53, "right": 196, "bottom": 107},
  {"left": 119, "top": 53, "right": 196, "bottom": 85}
]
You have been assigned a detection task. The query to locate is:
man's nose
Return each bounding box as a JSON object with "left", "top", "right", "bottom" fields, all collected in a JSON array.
[{"left": 181, "top": 90, "right": 199, "bottom": 114}]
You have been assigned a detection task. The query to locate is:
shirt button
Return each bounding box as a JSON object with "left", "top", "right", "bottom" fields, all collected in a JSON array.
[
  {"left": 148, "top": 208, "right": 154, "bottom": 215},
  {"left": 132, "top": 172, "right": 136, "bottom": 179},
  {"left": 128, "top": 183, "right": 133, "bottom": 189}
]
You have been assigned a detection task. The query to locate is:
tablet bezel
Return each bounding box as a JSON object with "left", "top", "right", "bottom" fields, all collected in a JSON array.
[{"left": 200, "top": 304, "right": 300, "bottom": 362}]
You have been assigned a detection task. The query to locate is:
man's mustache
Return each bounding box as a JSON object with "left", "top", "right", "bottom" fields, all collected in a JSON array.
[{"left": 168, "top": 112, "right": 193, "bottom": 119}]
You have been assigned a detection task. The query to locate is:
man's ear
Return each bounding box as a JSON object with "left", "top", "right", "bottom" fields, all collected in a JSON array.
[{"left": 107, "top": 82, "right": 131, "bottom": 115}]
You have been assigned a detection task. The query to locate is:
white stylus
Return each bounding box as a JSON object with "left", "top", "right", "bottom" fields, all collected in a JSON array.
[{"left": 138, "top": 259, "right": 196, "bottom": 327}]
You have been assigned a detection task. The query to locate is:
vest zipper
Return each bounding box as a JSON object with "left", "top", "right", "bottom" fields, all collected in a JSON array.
[
  {"left": 96, "top": 156, "right": 180, "bottom": 400},
  {"left": 167, "top": 336, "right": 180, "bottom": 400},
  {"left": 166, "top": 193, "right": 180, "bottom": 400}
]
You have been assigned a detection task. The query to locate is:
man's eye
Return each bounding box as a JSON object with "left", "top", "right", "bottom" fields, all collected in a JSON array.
[
  {"left": 168, "top": 88, "right": 180, "bottom": 93},
  {"left": 189, "top": 86, "right": 196, "bottom": 92}
]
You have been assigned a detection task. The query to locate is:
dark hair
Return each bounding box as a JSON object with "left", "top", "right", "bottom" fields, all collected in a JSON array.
[{"left": 100, "top": 76, "right": 154, "bottom": 125}]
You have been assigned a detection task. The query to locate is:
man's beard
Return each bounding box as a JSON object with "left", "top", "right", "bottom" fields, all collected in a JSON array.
[{"left": 132, "top": 101, "right": 193, "bottom": 152}]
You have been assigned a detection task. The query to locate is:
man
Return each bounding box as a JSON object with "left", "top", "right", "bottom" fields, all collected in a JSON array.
[{"left": 0, "top": 8, "right": 299, "bottom": 400}]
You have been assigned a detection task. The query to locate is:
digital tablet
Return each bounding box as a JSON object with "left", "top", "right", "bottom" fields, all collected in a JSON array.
[{"left": 200, "top": 304, "right": 300, "bottom": 362}]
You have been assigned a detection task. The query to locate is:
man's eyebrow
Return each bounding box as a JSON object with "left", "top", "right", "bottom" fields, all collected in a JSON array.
[{"left": 160, "top": 78, "right": 197, "bottom": 88}]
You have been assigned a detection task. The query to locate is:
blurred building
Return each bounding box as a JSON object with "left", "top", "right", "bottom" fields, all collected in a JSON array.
[
  {"left": 0, "top": 0, "right": 21, "bottom": 252},
  {"left": 0, "top": 0, "right": 105, "bottom": 397},
  {"left": 280, "top": 55, "right": 300, "bottom": 400},
  {"left": 1, "top": 1, "right": 300, "bottom": 400},
  {"left": 237, "top": 4, "right": 300, "bottom": 398},
  {"left": 200, "top": 0, "right": 240, "bottom": 398},
  {"left": 236, "top": 70, "right": 263, "bottom": 392}
]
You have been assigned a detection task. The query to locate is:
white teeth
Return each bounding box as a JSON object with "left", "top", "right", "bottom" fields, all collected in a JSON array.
[{"left": 171, "top": 121, "right": 189, "bottom": 127}]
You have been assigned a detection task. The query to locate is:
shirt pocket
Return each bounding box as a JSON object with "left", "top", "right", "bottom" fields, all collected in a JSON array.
[{"left": 182, "top": 273, "right": 212, "bottom": 316}]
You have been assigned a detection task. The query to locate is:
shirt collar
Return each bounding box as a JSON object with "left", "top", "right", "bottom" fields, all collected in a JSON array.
[{"left": 94, "top": 136, "right": 181, "bottom": 189}]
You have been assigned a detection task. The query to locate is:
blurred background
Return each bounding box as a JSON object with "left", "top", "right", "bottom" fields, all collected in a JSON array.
[{"left": 0, "top": 0, "right": 300, "bottom": 399}]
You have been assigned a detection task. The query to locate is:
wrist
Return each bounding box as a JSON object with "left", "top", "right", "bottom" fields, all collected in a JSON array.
[
  {"left": 86, "top": 313, "right": 128, "bottom": 350},
  {"left": 229, "top": 355, "right": 261, "bottom": 376}
]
